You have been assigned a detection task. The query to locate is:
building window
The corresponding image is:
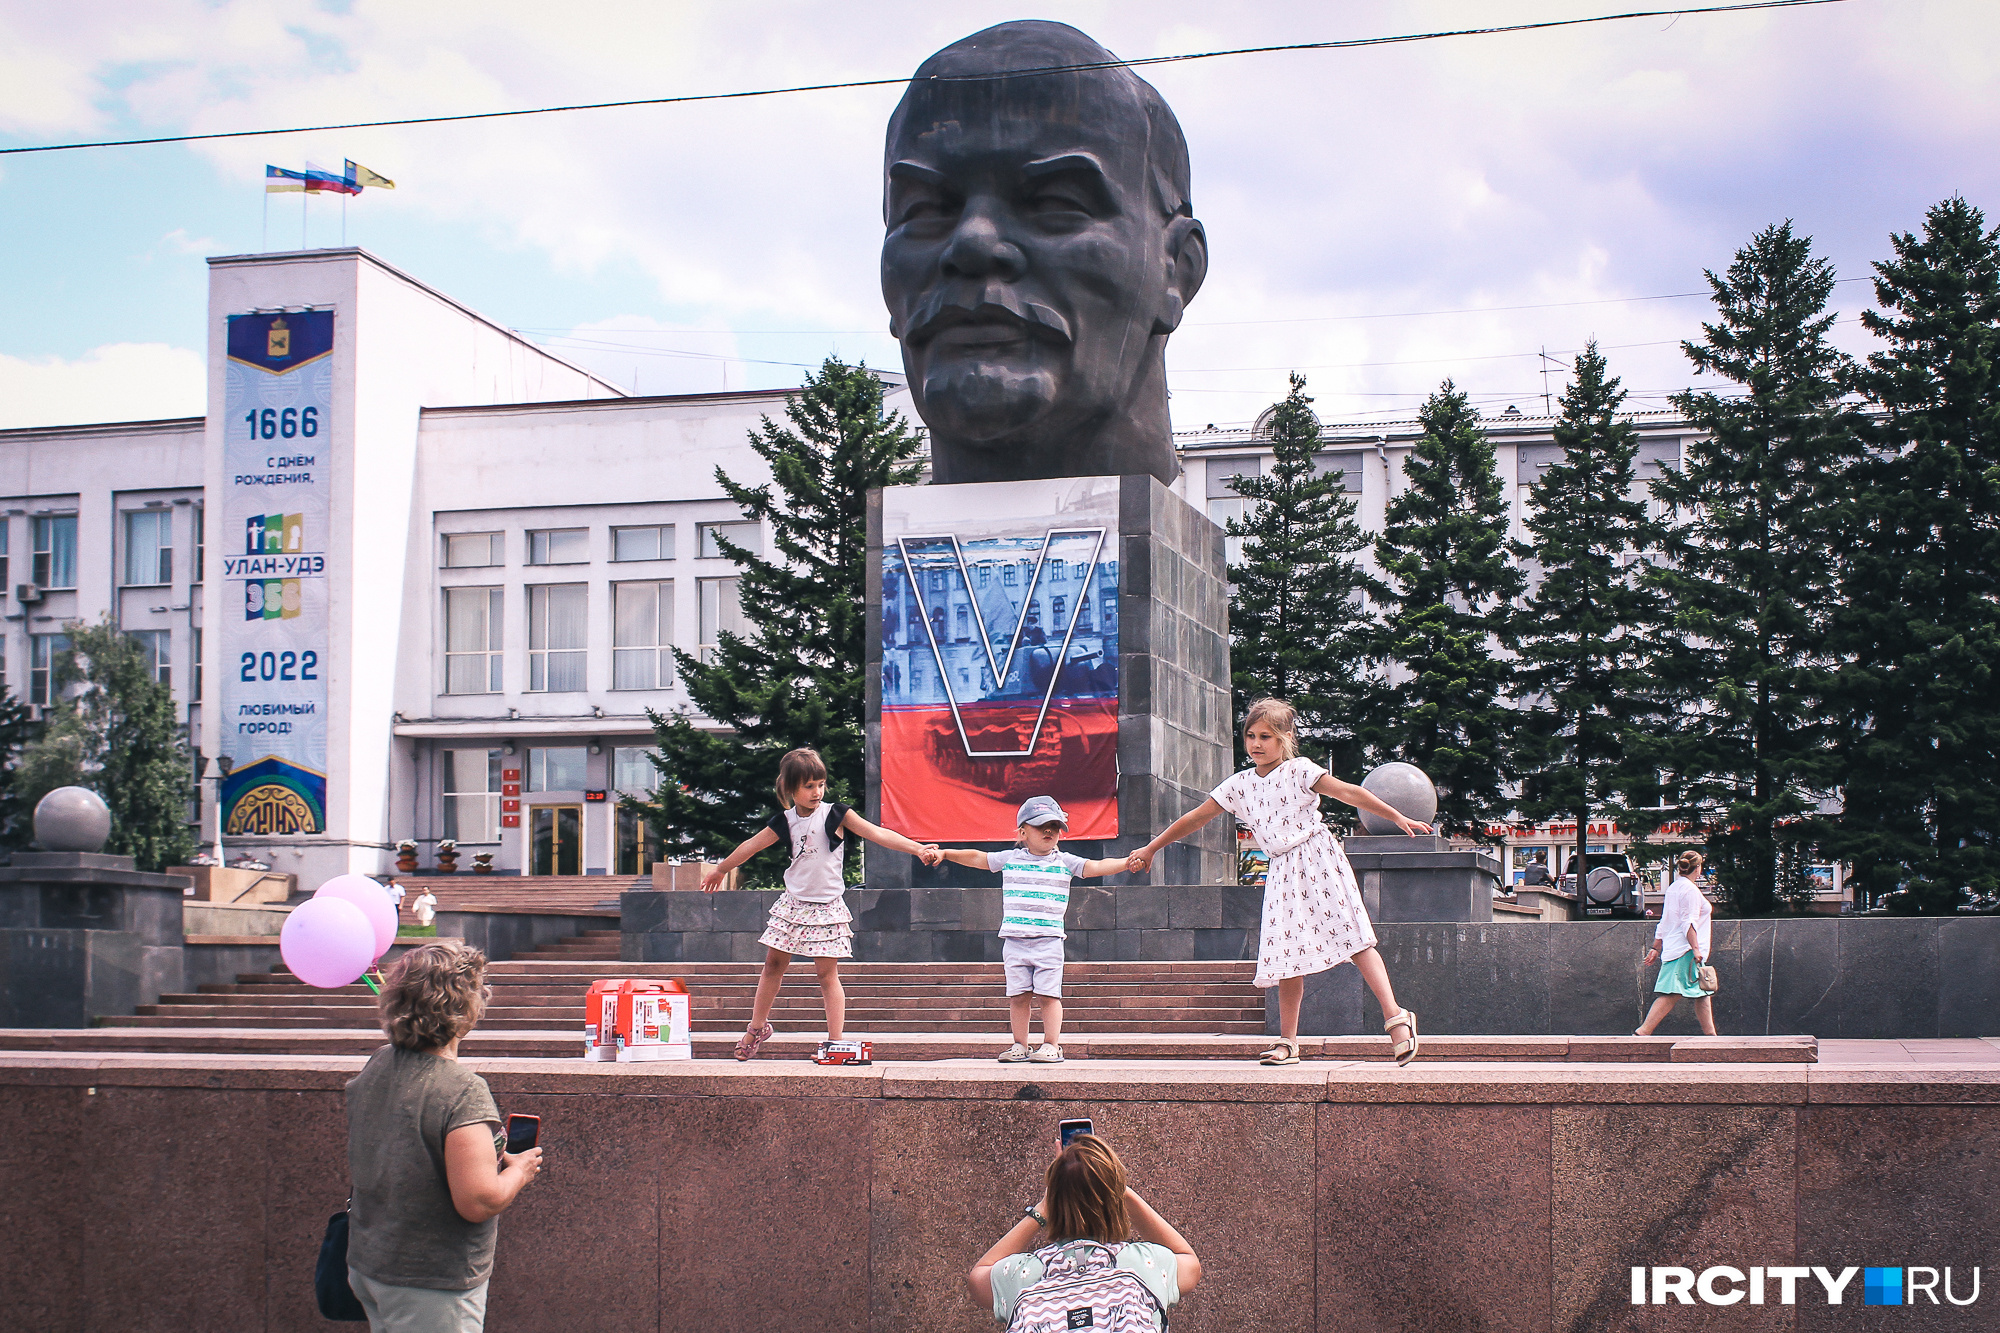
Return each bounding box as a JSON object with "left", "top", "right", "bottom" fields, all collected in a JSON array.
[
  {"left": 123, "top": 510, "right": 173, "bottom": 586},
  {"left": 444, "top": 587, "right": 503, "bottom": 694},
  {"left": 129, "top": 629, "right": 171, "bottom": 688},
  {"left": 1049, "top": 558, "right": 1066, "bottom": 582},
  {"left": 1002, "top": 565, "right": 1018, "bottom": 588},
  {"left": 443, "top": 532, "right": 502, "bottom": 568},
  {"left": 697, "top": 576, "right": 743, "bottom": 664},
  {"left": 192, "top": 506, "right": 204, "bottom": 584},
  {"left": 31, "top": 515, "right": 77, "bottom": 590},
  {"left": 0, "top": 518, "right": 10, "bottom": 589},
  {"left": 612, "top": 581, "right": 673, "bottom": 690},
  {"left": 192, "top": 627, "right": 203, "bottom": 702},
  {"left": 613, "top": 746, "right": 659, "bottom": 797},
  {"left": 527, "top": 528, "right": 587, "bottom": 565},
  {"left": 975, "top": 564, "right": 990, "bottom": 588},
  {"left": 441, "top": 748, "right": 501, "bottom": 843},
  {"left": 612, "top": 525, "right": 673, "bottom": 562},
  {"left": 30, "top": 632, "right": 69, "bottom": 706},
  {"left": 696, "top": 522, "right": 761, "bottom": 560},
  {"left": 1051, "top": 595, "right": 1066, "bottom": 624},
  {"left": 528, "top": 584, "right": 587, "bottom": 691},
  {"left": 528, "top": 746, "right": 588, "bottom": 792}
]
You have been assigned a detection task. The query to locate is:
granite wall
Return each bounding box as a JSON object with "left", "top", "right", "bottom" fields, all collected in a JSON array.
[
  {"left": 0, "top": 853, "right": 187, "bottom": 1026},
  {"left": 1286, "top": 917, "right": 2000, "bottom": 1039},
  {"left": 3, "top": 1055, "right": 1993, "bottom": 1332}
]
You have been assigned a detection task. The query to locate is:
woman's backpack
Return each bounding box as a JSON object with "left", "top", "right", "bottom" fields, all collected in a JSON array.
[{"left": 1006, "top": 1240, "right": 1166, "bottom": 1333}]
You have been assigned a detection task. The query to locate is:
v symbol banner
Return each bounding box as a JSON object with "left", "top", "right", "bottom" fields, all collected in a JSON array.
[{"left": 896, "top": 527, "right": 1107, "bottom": 758}]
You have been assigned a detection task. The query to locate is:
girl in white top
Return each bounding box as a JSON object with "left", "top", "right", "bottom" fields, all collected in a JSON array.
[
  {"left": 702, "top": 747, "right": 941, "bottom": 1061},
  {"left": 1127, "top": 698, "right": 1433, "bottom": 1067},
  {"left": 1635, "top": 850, "right": 1718, "bottom": 1035}
]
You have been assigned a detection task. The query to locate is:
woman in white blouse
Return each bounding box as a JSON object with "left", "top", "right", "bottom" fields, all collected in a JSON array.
[{"left": 1635, "top": 850, "right": 1717, "bottom": 1035}]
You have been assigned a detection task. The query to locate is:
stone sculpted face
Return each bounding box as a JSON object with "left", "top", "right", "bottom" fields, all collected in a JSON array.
[{"left": 881, "top": 23, "right": 1206, "bottom": 485}]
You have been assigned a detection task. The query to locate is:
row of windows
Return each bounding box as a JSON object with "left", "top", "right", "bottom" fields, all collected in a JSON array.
[
  {"left": 441, "top": 521, "right": 759, "bottom": 570},
  {"left": 0, "top": 509, "right": 205, "bottom": 593},
  {"left": 5, "top": 627, "right": 186, "bottom": 707},
  {"left": 439, "top": 745, "right": 659, "bottom": 843},
  {"left": 441, "top": 577, "right": 744, "bottom": 695}
]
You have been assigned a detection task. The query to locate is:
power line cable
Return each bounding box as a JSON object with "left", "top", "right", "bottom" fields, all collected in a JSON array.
[{"left": 0, "top": 0, "right": 1852, "bottom": 157}]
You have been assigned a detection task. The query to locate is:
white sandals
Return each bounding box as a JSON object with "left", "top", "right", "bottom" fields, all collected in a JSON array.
[
  {"left": 1385, "top": 1010, "right": 1420, "bottom": 1066},
  {"left": 1259, "top": 1037, "right": 1302, "bottom": 1066}
]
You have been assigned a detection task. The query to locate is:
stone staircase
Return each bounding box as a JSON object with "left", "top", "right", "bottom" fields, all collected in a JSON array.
[{"left": 107, "top": 931, "right": 1267, "bottom": 1035}]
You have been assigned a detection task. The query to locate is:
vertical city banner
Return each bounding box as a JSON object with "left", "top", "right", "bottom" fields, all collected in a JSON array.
[
  {"left": 879, "top": 478, "right": 1119, "bottom": 839},
  {"left": 219, "top": 310, "right": 334, "bottom": 835}
]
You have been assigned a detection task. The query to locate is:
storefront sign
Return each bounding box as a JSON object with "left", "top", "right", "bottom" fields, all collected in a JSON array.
[{"left": 219, "top": 310, "right": 334, "bottom": 836}]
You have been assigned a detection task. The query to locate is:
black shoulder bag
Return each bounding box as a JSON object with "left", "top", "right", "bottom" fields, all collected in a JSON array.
[{"left": 315, "top": 1201, "right": 369, "bottom": 1321}]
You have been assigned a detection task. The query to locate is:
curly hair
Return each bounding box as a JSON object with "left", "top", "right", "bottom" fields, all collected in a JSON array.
[
  {"left": 378, "top": 939, "right": 489, "bottom": 1052},
  {"left": 1045, "top": 1134, "right": 1132, "bottom": 1244},
  {"left": 1242, "top": 697, "right": 1300, "bottom": 761}
]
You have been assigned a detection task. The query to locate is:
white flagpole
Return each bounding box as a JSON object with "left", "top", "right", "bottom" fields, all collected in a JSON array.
[
  {"left": 262, "top": 184, "right": 269, "bottom": 252},
  {"left": 302, "top": 188, "right": 308, "bottom": 250}
]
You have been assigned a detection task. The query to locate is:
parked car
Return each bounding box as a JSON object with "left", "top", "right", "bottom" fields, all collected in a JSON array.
[{"left": 1558, "top": 852, "right": 1644, "bottom": 917}]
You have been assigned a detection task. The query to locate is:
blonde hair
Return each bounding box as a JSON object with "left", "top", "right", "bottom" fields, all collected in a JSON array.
[
  {"left": 1242, "top": 697, "right": 1300, "bottom": 761},
  {"left": 1045, "top": 1134, "right": 1132, "bottom": 1244},
  {"left": 775, "top": 747, "right": 828, "bottom": 808},
  {"left": 1676, "top": 850, "right": 1705, "bottom": 877},
  {"left": 378, "top": 940, "right": 489, "bottom": 1052}
]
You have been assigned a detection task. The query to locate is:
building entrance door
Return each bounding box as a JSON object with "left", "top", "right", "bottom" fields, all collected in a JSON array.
[{"left": 530, "top": 805, "right": 583, "bottom": 876}]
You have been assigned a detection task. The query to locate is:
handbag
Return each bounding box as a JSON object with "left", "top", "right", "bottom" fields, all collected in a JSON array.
[
  {"left": 315, "top": 1204, "right": 369, "bottom": 1322},
  {"left": 1696, "top": 958, "right": 1720, "bottom": 994}
]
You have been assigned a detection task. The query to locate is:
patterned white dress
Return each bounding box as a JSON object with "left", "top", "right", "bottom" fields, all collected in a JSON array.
[{"left": 1211, "top": 757, "right": 1377, "bottom": 988}]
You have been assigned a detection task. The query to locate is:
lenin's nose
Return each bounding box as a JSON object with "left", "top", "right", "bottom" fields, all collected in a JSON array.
[{"left": 940, "top": 206, "right": 1025, "bottom": 282}]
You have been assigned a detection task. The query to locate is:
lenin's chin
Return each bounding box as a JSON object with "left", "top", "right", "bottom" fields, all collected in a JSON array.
[{"left": 916, "top": 363, "right": 1060, "bottom": 443}]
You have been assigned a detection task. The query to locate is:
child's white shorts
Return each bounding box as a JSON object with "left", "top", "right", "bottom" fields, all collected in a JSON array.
[{"left": 1002, "top": 936, "right": 1065, "bottom": 996}]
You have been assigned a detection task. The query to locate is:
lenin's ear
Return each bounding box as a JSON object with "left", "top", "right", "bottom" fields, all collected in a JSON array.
[{"left": 1153, "top": 216, "right": 1208, "bottom": 335}]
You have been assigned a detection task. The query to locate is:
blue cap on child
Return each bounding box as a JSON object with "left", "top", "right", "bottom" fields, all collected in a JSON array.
[{"left": 1016, "top": 796, "right": 1069, "bottom": 828}]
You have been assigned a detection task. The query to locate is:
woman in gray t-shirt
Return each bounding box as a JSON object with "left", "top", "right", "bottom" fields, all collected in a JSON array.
[{"left": 345, "top": 940, "right": 542, "bottom": 1331}]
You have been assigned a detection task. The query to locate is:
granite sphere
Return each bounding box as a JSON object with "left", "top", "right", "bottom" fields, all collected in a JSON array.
[
  {"left": 34, "top": 786, "right": 112, "bottom": 853},
  {"left": 1357, "top": 762, "right": 1438, "bottom": 835}
]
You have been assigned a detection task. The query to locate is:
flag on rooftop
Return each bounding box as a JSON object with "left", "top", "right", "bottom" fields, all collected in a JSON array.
[
  {"left": 265, "top": 163, "right": 358, "bottom": 195},
  {"left": 346, "top": 160, "right": 395, "bottom": 190}
]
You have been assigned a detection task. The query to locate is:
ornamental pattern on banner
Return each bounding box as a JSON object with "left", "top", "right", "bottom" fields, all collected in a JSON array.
[{"left": 219, "top": 310, "right": 334, "bottom": 836}]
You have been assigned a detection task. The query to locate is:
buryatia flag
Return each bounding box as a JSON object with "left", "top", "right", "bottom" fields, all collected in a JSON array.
[
  {"left": 265, "top": 165, "right": 309, "bottom": 193},
  {"left": 346, "top": 160, "right": 395, "bottom": 189}
]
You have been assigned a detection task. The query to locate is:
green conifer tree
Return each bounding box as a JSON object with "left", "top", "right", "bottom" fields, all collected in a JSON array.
[
  {"left": 15, "top": 621, "right": 195, "bottom": 870},
  {"left": 0, "top": 694, "right": 43, "bottom": 851},
  {"left": 1641, "top": 222, "right": 1863, "bottom": 916},
  {"left": 1364, "top": 381, "right": 1524, "bottom": 837},
  {"left": 1513, "top": 342, "right": 1664, "bottom": 884},
  {"left": 1226, "top": 374, "right": 1382, "bottom": 777},
  {"left": 637, "top": 360, "right": 924, "bottom": 875},
  {"left": 1831, "top": 197, "right": 2000, "bottom": 912}
]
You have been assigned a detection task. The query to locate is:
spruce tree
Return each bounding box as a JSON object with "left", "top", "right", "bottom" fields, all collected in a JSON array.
[
  {"left": 15, "top": 620, "right": 195, "bottom": 870},
  {"left": 637, "top": 359, "right": 924, "bottom": 875},
  {"left": 1364, "top": 381, "right": 1524, "bottom": 837},
  {"left": 1513, "top": 342, "right": 1664, "bottom": 884},
  {"left": 1227, "top": 373, "right": 1382, "bottom": 777},
  {"left": 1641, "top": 222, "right": 1862, "bottom": 916},
  {"left": 0, "top": 694, "right": 42, "bottom": 851},
  {"left": 1831, "top": 197, "right": 2000, "bottom": 912}
]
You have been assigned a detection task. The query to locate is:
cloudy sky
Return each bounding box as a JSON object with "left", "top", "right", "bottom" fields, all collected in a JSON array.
[{"left": 2, "top": 0, "right": 1994, "bottom": 433}]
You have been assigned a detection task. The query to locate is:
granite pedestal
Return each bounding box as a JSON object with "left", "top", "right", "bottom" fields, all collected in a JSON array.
[
  {"left": 1343, "top": 834, "right": 1501, "bottom": 923},
  {"left": 0, "top": 852, "right": 187, "bottom": 1027},
  {"left": 867, "top": 474, "right": 1233, "bottom": 888}
]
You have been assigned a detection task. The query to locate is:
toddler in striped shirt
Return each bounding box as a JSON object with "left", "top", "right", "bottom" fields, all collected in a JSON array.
[{"left": 939, "top": 795, "right": 1130, "bottom": 1064}]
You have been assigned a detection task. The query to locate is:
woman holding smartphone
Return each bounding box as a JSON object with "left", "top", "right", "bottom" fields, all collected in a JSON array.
[
  {"left": 968, "top": 1133, "right": 1200, "bottom": 1329},
  {"left": 344, "top": 940, "right": 543, "bottom": 1332}
]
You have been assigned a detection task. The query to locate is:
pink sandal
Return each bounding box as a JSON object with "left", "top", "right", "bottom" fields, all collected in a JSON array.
[{"left": 734, "top": 1022, "right": 774, "bottom": 1062}]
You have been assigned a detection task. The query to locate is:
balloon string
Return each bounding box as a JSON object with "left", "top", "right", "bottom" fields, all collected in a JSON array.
[{"left": 362, "top": 969, "right": 383, "bottom": 995}]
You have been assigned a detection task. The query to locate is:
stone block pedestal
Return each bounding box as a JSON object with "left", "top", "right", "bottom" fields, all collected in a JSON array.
[{"left": 0, "top": 851, "right": 188, "bottom": 1026}]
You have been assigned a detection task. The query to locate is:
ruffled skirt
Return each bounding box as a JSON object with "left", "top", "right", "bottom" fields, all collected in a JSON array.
[
  {"left": 758, "top": 893, "right": 854, "bottom": 958},
  {"left": 1256, "top": 828, "right": 1378, "bottom": 987}
]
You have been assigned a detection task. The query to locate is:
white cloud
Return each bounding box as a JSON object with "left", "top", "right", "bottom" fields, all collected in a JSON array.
[
  {"left": 0, "top": 343, "right": 204, "bottom": 429},
  {"left": 4, "top": 0, "right": 1998, "bottom": 428}
]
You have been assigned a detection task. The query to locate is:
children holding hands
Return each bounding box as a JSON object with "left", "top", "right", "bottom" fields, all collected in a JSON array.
[
  {"left": 702, "top": 747, "right": 943, "bottom": 1062},
  {"left": 1129, "top": 698, "right": 1432, "bottom": 1067},
  {"left": 936, "top": 796, "right": 1129, "bottom": 1064}
]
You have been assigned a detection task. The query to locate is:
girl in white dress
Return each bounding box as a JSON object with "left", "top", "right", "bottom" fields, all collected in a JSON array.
[{"left": 1128, "top": 698, "right": 1430, "bottom": 1066}]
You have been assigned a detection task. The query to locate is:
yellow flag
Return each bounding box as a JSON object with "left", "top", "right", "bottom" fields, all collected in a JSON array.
[{"left": 346, "top": 160, "right": 395, "bottom": 190}]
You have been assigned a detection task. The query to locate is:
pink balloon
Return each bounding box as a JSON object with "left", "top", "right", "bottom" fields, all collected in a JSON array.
[
  {"left": 281, "top": 896, "right": 376, "bottom": 989},
  {"left": 315, "top": 873, "right": 398, "bottom": 959}
]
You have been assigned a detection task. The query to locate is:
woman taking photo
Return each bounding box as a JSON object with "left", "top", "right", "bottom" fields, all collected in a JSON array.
[
  {"left": 345, "top": 940, "right": 543, "bottom": 1331},
  {"left": 969, "top": 1134, "right": 1199, "bottom": 1330},
  {"left": 1635, "top": 851, "right": 1718, "bottom": 1036}
]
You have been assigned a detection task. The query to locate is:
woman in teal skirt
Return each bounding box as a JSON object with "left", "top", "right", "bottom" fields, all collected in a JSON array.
[{"left": 1635, "top": 851, "right": 1717, "bottom": 1035}]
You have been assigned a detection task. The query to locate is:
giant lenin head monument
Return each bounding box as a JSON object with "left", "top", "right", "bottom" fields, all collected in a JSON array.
[{"left": 867, "top": 21, "right": 1233, "bottom": 891}]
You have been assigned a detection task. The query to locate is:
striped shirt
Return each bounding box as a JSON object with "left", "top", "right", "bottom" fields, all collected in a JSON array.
[{"left": 988, "top": 850, "right": 1087, "bottom": 939}]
